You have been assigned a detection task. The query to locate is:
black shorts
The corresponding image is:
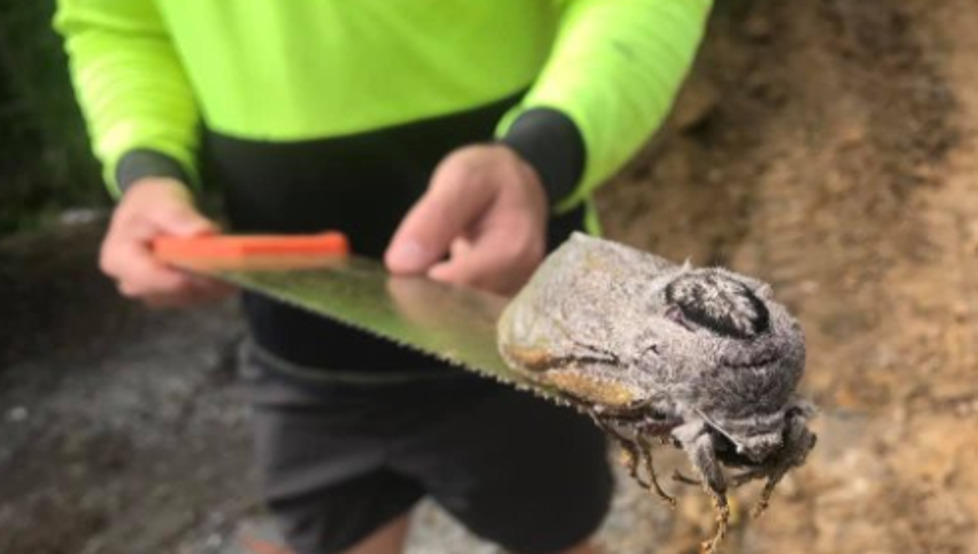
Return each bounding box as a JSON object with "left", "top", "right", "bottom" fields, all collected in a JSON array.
[{"left": 244, "top": 349, "right": 613, "bottom": 554}]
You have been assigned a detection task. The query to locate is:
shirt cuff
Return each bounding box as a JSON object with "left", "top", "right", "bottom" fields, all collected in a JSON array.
[
  {"left": 499, "top": 108, "right": 585, "bottom": 208},
  {"left": 115, "top": 149, "right": 192, "bottom": 195}
]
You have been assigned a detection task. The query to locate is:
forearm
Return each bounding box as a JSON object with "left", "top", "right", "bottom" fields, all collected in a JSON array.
[
  {"left": 498, "top": 0, "right": 713, "bottom": 211},
  {"left": 55, "top": 0, "right": 200, "bottom": 197}
]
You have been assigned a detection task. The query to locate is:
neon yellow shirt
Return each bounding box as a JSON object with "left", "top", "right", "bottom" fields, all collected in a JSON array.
[{"left": 55, "top": 0, "right": 711, "bottom": 209}]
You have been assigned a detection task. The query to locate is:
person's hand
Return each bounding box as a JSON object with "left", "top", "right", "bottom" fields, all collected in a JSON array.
[
  {"left": 99, "top": 177, "right": 235, "bottom": 308},
  {"left": 385, "top": 144, "right": 548, "bottom": 296}
]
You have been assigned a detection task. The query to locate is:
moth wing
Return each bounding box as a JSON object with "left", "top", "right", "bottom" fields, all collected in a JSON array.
[{"left": 498, "top": 233, "right": 677, "bottom": 370}]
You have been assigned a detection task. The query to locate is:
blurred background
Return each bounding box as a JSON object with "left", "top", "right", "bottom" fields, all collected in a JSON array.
[{"left": 2, "top": 0, "right": 977, "bottom": 553}]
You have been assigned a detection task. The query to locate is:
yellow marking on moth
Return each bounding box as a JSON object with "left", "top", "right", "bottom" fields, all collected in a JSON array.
[
  {"left": 500, "top": 345, "right": 555, "bottom": 373},
  {"left": 543, "top": 371, "right": 637, "bottom": 407}
]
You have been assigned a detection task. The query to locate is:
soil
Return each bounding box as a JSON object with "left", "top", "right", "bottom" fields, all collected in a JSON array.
[{"left": 3, "top": 0, "right": 978, "bottom": 552}]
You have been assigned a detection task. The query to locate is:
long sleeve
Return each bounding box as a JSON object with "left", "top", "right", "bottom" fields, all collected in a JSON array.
[
  {"left": 498, "top": 0, "right": 712, "bottom": 212},
  {"left": 54, "top": 0, "right": 199, "bottom": 197}
]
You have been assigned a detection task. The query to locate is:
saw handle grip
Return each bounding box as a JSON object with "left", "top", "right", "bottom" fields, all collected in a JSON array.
[{"left": 153, "top": 231, "right": 350, "bottom": 262}]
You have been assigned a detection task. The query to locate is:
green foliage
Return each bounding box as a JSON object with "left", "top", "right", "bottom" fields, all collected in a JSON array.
[{"left": 0, "top": 0, "right": 107, "bottom": 234}]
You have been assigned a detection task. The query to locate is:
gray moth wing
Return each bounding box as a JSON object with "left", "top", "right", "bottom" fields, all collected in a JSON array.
[{"left": 498, "top": 232, "right": 684, "bottom": 404}]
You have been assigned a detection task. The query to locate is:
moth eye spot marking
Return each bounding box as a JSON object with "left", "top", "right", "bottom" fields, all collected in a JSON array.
[{"left": 664, "top": 269, "right": 771, "bottom": 339}]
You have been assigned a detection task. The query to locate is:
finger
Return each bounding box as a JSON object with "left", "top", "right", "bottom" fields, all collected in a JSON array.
[
  {"left": 102, "top": 232, "right": 191, "bottom": 287},
  {"left": 385, "top": 171, "right": 496, "bottom": 274},
  {"left": 148, "top": 202, "right": 220, "bottom": 238},
  {"left": 428, "top": 218, "right": 543, "bottom": 295},
  {"left": 114, "top": 243, "right": 197, "bottom": 298},
  {"left": 448, "top": 236, "right": 474, "bottom": 260},
  {"left": 101, "top": 212, "right": 206, "bottom": 277}
]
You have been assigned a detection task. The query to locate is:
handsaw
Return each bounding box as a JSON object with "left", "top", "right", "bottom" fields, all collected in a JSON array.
[{"left": 153, "top": 231, "right": 560, "bottom": 399}]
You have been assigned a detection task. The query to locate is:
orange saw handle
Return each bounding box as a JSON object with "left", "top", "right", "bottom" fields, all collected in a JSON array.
[{"left": 153, "top": 231, "right": 350, "bottom": 263}]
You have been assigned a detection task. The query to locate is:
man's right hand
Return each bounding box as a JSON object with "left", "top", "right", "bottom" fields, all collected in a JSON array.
[{"left": 99, "top": 177, "right": 234, "bottom": 308}]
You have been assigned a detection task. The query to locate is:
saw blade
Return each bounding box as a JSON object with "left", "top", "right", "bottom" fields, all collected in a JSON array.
[{"left": 166, "top": 251, "right": 563, "bottom": 400}]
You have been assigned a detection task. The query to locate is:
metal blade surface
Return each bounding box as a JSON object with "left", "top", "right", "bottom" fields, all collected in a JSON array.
[{"left": 170, "top": 254, "right": 559, "bottom": 397}]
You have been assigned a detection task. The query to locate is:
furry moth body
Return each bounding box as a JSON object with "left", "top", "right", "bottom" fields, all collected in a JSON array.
[{"left": 497, "top": 233, "right": 817, "bottom": 553}]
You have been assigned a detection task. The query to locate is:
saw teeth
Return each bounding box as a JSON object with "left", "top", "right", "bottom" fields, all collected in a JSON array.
[{"left": 217, "top": 265, "right": 570, "bottom": 407}]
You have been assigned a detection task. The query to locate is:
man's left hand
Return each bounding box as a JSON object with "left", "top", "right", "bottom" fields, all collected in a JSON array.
[{"left": 385, "top": 144, "right": 548, "bottom": 296}]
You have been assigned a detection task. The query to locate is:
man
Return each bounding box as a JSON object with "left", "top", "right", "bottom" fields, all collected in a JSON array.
[{"left": 55, "top": 2, "right": 711, "bottom": 553}]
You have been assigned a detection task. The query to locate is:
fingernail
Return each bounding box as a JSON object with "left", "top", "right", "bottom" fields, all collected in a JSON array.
[{"left": 387, "top": 240, "right": 426, "bottom": 272}]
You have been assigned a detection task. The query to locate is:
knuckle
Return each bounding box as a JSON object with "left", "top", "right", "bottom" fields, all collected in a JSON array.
[
  {"left": 441, "top": 167, "right": 483, "bottom": 195},
  {"left": 156, "top": 204, "right": 193, "bottom": 224},
  {"left": 502, "top": 232, "right": 544, "bottom": 264},
  {"left": 98, "top": 249, "right": 114, "bottom": 275},
  {"left": 99, "top": 242, "right": 141, "bottom": 281},
  {"left": 112, "top": 205, "right": 141, "bottom": 229},
  {"left": 440, "top": 151, "right": 489, "bottom": 186},
  {"left": 98, "top": 242, "right": 121, "bottom": 276},
  {"left": 494, "top": 238, "right": 523, "bottom": 262},
  {"left": 525, "top": 235, "right": 545, "bottom": 262}
]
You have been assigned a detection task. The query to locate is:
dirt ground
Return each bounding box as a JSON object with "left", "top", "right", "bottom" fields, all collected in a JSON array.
[
  {"left": 3, "top": 0, "right": 978, "bottom": 552},
  {"left": 597, "top": 0, "right": 978, "bottom": 551}
]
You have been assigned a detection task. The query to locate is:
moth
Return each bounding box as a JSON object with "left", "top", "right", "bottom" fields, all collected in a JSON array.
[{"left": 497, "top": 233, "right": 817, "bottom": 553}]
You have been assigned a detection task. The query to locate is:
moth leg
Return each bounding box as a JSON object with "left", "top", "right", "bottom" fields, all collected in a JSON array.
[
  {"left": 636, "top": 435, "right": 677, "bottom": 506},
  {"left": 677, "top": 426, "right": 729, "bottom": 554},
  {"left": 589, "top": 413, "right": 675, "bottom": 506},
  {"left": 751, "top": 477, "right": 780, "bottom": 518},
  {"left": 750, "top": 414, "right": 817, "bottom": 518},
  {"left": 749, "top": 449, "right": 797, "bottom": 518},
  {"left": 672, "top": 470, "right": 701, "bottom": 486},
  {"left": 588, "top": 412, "right": 643, "bottom": 482},
  {"left": 615, "top": 434, "right": 648, "bottom": 486},
  {"left": 588, "top": 411, "right": 649, "bottom": 478}
]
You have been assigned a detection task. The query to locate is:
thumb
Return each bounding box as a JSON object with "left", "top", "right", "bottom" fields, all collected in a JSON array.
[{"left": 386, "top": 178, "right": 495, "bottom": 274}]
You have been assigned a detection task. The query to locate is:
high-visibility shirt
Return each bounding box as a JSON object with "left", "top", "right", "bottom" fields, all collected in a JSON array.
[
  {"left": 55, "top": 0, "right": 711, "bottom": 212},
  {"left": 54, "top": 0, "right": 711, "bottom": 371}
]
